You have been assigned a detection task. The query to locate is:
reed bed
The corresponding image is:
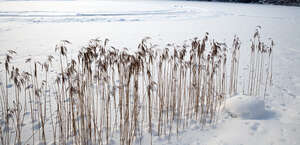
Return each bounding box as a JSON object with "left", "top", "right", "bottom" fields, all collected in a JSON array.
[{"left": 0, "top": 31, "right": 273, "bottom": 145}]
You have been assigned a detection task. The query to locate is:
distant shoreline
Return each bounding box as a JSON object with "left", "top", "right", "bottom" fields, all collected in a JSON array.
[{"left": 185, "top": 0, "right": 300, "bottom": 6}]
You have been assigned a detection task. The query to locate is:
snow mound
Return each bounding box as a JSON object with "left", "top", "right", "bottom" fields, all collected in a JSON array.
[{"left": 226, "top": 95, "right": 275, "bottom": 120}]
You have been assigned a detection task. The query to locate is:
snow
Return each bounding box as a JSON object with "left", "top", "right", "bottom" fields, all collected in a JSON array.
[
  {"left": 225, "top": 95, "right": 275, "bottom": 120},
  {"left": 1, "top": 0, "right": 300, "bottom": 145}
]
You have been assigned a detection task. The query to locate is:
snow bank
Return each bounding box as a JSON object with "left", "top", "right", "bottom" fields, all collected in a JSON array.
[{"left": 226, "top": 95, "right": 276, "bottom": 120}]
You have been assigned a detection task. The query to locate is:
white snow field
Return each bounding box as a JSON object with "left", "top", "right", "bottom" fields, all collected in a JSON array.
[{"left": 1, "top": 0, "right": 300, "bottom": 145}]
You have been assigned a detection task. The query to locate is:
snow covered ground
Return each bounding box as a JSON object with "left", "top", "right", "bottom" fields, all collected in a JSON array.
[{"left": 1, "top": 0, "right": 300, "bottom": 145}]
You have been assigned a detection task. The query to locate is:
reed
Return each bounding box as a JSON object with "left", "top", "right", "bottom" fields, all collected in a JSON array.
[
  {"left": 0, "top": 30, "right": 273, "bottom": 145},
  {"left": 247, "top": 27, "right": 273, "bottom": 97}
]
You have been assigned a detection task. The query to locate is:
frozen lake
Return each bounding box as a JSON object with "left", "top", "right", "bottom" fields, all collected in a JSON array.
[
  {"left": 1, "top": 1, "right": 300, "bottom": 51},
  {"left": 1, "top": 1, "right": 300, "bottom": 145}
]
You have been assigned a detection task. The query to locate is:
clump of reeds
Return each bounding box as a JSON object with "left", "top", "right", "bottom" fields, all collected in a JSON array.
[
  {"left": 247, "top": 27, "right": 274, "bottom": 98},
  {"left": 0, "top": 30, "right": 274, "bottom": 145},
  {"left": 229, "top": 36, "right": 241, "bottom": 96}
]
